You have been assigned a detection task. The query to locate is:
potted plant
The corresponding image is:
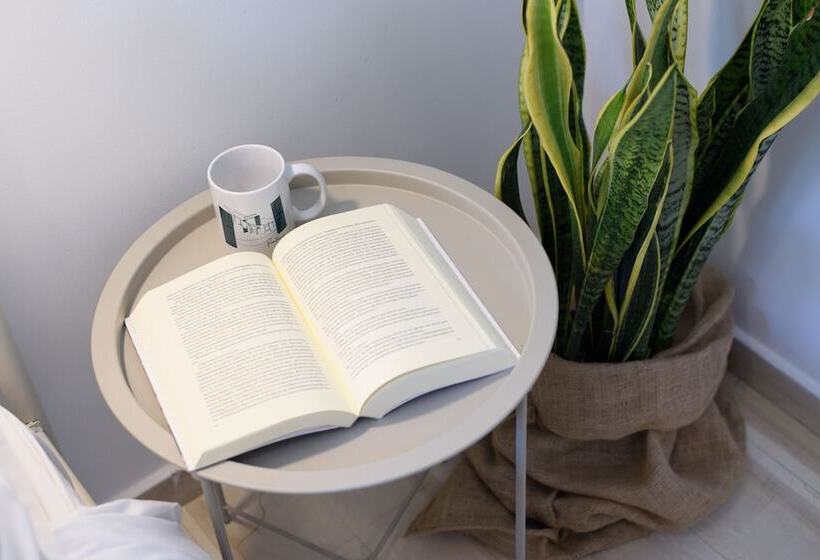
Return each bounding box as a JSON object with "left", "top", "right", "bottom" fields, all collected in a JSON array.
[{"left": 412, "top": 0, "right": 819, "bottom": 557}]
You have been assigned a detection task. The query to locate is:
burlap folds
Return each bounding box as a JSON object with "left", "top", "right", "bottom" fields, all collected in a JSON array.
[{"left": 410, "top": 268, "right": 746, "bottom": 558}]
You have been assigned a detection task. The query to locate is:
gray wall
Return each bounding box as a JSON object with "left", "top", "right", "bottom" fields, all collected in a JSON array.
[
  {"left": 0, "top": 1, "right": 522, "bottom": 500},
  {"left": 0, "top": 1, "right": 817, "bottom": 500}
]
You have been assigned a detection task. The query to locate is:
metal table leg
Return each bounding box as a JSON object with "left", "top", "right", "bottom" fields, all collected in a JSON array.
[
  {"left": 193, "top": 406, "right": 527, "bottom": 560},
  {"left": 200, "top": 478, "right": 235, "bottom": 560},
  {"left": 196, "top": 472, "right": 424, "bottom": 560},
  {"left": 225, "top": 472, "right": 425, "bottom": 560},
  {"left": 515, "top": 396, "right": 527, "bottom": 560}
]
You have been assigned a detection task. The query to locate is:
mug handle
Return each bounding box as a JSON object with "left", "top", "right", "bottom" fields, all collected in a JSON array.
[{"left": 285, "top": 163, "right": 328, "bottom": 222}]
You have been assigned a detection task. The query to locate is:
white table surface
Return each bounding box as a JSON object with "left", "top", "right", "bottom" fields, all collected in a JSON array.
[{"left": 91, "top": 157, "right": 557, "bottom": 494}]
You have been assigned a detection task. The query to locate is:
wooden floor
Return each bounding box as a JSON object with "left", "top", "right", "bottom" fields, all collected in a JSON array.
[{"left": 180, "top": 378, "right": 820, "bottom": 559}]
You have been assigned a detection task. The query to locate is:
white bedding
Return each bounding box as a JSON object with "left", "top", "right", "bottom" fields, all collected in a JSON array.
[{"left": 0, "top": 405, "right": 208, "bottom": 560}]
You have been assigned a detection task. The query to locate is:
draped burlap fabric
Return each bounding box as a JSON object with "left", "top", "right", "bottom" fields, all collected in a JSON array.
[{"left": 409, "top": 268, "right": 746, "bottom": 558}]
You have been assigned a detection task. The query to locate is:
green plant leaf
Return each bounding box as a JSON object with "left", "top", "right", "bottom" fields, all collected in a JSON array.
[
  {"left": 543, "top": 152, "right": 584, "bottom": 349},
  {"left": 633, "top": 72, "right": 696, "bottom": 357},
  {"left": 610, "top": 149, "right": 671, "bottom": 360},
  {"left": 793, "top": 0, "right": 816, "bottom": 24},
  {"left": 660, "top": 15, "right": 820, "bottom": 350},
  {"left": 625, "top": 0, "right": 646, "bottom": 66},
  {"left": 694, "top": 0, "right": 789, "bottom": 161},
  {"left": 588, "top": 282, "right": 618, "bottom": 360},
  {"left": 614, "top": 236, "right": 663, "bottom": 360},
  {"left": 590, "top": 153, "right": 612, "bottom": 219},
  {"left": 645, "top": 0, "right": 685, "bottom": 89},
  {"left": 654, "top": 136, "right": 778, "bottom": 350},
  {"left": 523, "top": 0, "right": 584, "bottom": 206},
  {"left": 494, "top": 126, "right": 529, "bottom": 221},
  {"left": 697, "top": 33, "right": 752, "bottom": 146},
  {"left": 504, "top": 0, "right": 817, "bottom": 363},
  {"left": 558, "top": 0, "right": 586, "bottom": 100},
  {"left": 696, "top": 87, "right": 716, "bottom": 144},
  {"left": 619, "top": 0, "right": 680, "bottom": 124},
  {"left": 646, "top": 0, "right": 663, "bottom": 20},
  {"left": 695, "top": 85, "right": 749, "bottom": 189},
  {"left": 622, "top": 65, "right": 654, "bottom": 127},
  {"left": 523, "top": 126, "right": 555, "bottom": 249},
  {"left": 657, "top": 72, "right": 698, "bottom": 284},
  {"left": 750, "top": 0, "right": 792, "bottom": 99},
  {"left": 682, "top": 10, "right": 820, "bottom": 244},
  {"left": 627, "top": 236, "right": 663, "bottom": 360},
  {"left": 571, "top": 89, "right": 592, "bottom": 217},
  {"left": 668, "top": 0, "right": 689, "bottom": 69},
  {"left": 564, "top": 68, "right": 677, "bottom": 359},
  {"left": 518, "top": 0, "right": 590, "bottom": 351},
  {"left": 639, "top": 0, "right": 689, "bottom": 73},
  {"left": 519, "top": 48, "right": 553, "bottom": 252},
  {"left": 591, "top": 71, "right": 650, "bottom": 217},
  {"left": 592, "top": 88, "right": 626, "bottom": 167},
  {"left": 689, "top": 0, "right": 802, "bottom": 244},
  {"left": 523, "top": 0, "right": 588, "bottom": 282},
  {"left": 556, "top": 0, "right": 591, "bottom": 201}
]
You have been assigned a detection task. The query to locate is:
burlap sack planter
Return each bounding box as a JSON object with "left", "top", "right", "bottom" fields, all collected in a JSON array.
[{"left": 410, "top": 269, "right": 746, "bottom": 558}]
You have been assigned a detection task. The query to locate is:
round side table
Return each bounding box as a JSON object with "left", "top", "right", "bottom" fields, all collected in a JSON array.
[{"left": 91, "top": 157, "right": 558, "bottom": 560}]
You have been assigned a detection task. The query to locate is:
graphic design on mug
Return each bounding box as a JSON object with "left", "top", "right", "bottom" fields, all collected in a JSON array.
[
  {"left": 218, "top": 196, "right": 288, "bottom": 249},
  {"left": 208, "top": 144, "right": 327, "bottom": 252}
]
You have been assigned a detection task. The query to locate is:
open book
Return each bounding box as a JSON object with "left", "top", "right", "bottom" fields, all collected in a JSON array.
[{"left": 126, "top": 204, "right": 517, "bottom": 470}]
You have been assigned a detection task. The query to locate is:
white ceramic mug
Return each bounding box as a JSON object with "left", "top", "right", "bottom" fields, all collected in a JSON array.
[{"left": 207, "top": 144, "right": 328, "bottom": 252}]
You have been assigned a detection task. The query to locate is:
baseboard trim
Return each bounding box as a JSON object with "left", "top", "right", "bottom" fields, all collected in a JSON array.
[{"left": 729, "top": 333, "right": 820, "bottom": 438}]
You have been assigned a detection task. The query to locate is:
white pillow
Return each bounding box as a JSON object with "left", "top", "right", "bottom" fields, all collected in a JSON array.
[{"left": 0, "top": 405, "right": 208, "bottom": 560}]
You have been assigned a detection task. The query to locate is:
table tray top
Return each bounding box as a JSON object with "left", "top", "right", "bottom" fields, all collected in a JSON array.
[{"left": 91, "top": 157, "right": 557, "bottom": 493}]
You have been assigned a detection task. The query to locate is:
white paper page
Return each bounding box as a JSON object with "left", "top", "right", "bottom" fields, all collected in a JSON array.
[
  {"left": 126, "top": 252, "right": 351, "bottom": 467},
  {"left": 273, "top": 205, "right": 496, "bottom": 407}
]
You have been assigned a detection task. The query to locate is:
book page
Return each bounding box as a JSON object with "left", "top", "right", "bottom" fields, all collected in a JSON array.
[
  {"left": 272, "top": 205, "right": 499, "bottom": 409},
  {"left": 355, "top": 213, "right": 520, "bottom": 418},
  {"left": 126, "top": 252, "right": 354, "bottom": 469}
]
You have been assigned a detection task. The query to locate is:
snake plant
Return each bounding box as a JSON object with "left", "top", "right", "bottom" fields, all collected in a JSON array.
[{"left": 498, "top": 0, "right": 820, "bottom": 362}]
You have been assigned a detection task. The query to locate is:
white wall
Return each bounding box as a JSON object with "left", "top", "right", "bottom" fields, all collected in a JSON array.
[
  {"left": 0, "top": 1, "right": 523, "bottom": 500},
  {"left": 0, "top": 1, "right": 816, "bottom": 500}
]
